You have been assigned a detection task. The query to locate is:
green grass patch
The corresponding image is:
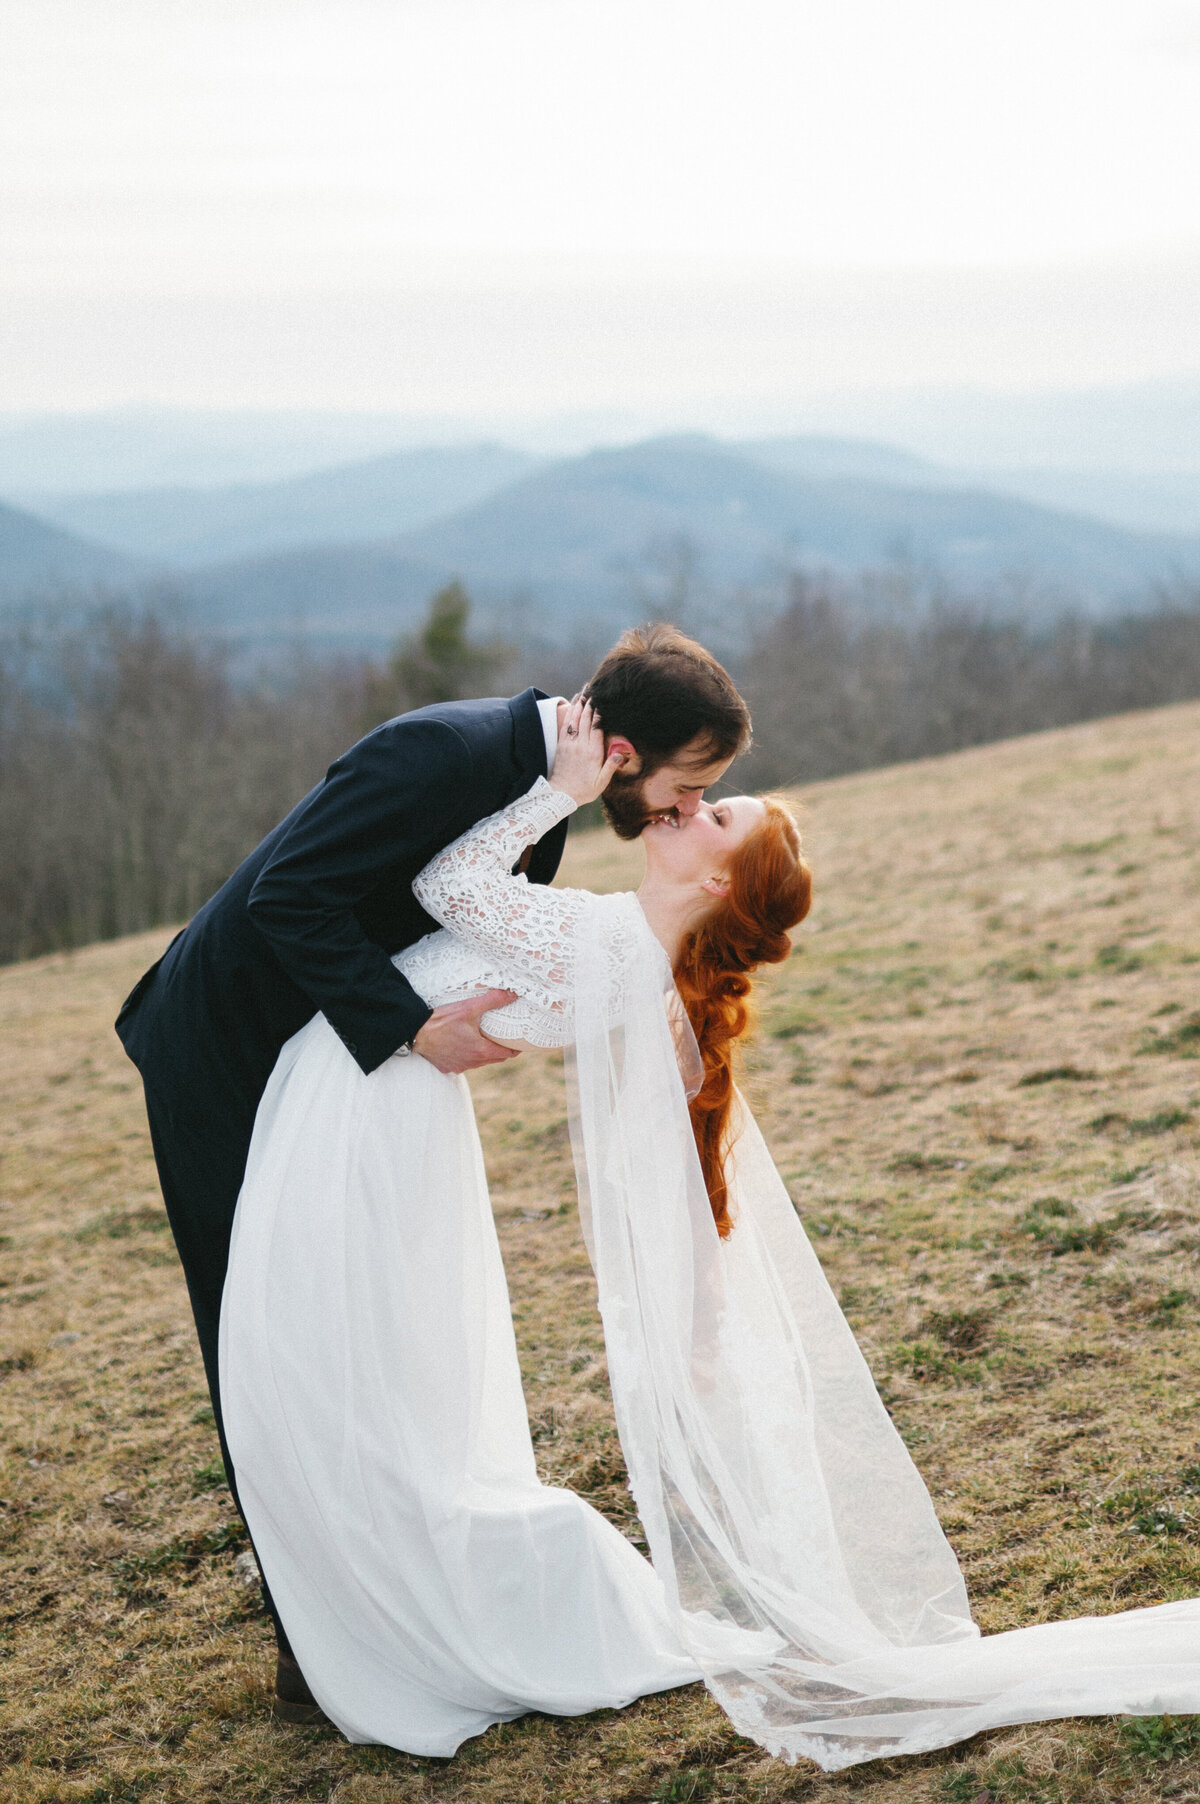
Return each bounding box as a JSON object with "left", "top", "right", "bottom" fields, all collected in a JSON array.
[
  {"left": 922, "top": 1307, "right": 993, "bottom": 1353},
  {"left": 652, "top": 1770, "right": 716, "bottom": 1802},
  {"left": 988, "top": 958, "right": 1048, "bottom": 983},
  {"left": 888, "top": 1151, "right": 967, "bottom": 1175},
  {"left": 1122, "top": 1711, "right": 1200, "bottom": 1764},
  {"left": 768, "top": 1009, "right": 823, "bottom": 1040},
  {"left": 190, "top": 1459, "right": 228, "bottom": 1493},
  {"left": 966, "top": 1163, "right": 1020, "bottom": 1192},
  {"left": 112, "top": 1520, "right": 248, "bottom": 1599},
  {"left": 1144, "top": 1288, "right": 1192, "bottom": 1327},
  {"left": 1018, "top": 1197, "right": 1121, "bottom": 1256},
  {"left": 1140, "top": 1009, "right": 1200, "bottom": 1056},
  {"left": 1101, "top": 1486, "right": 1190, "bottom": 1538},
  {"left": 1127, "top": 1106, "right": 1193, "bottom": 1134},
  {"left": 1015, "top": 1065, "right": 1095, "bottom": 1086},
  {"left": 1096, "top": 943, "right": 1144, "bottom": 974},
  {"left": 1062, "top": 835, "right": 1124, "bottom": 856},
  {"left": 73, "top": 1205, "right": 171, "bottom": 1242},
  {"left": 892, "top": 1312, "right": 993, "bottom": 1384}
]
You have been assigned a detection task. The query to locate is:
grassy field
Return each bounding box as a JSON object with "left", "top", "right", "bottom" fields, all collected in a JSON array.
[{"left": 2, "top": 700, "right": 1199, "bottom": 1804}]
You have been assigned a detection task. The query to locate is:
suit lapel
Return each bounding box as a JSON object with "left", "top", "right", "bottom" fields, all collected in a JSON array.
[{"left": 505, "top": 688, "right": 550, "bottom": 792}]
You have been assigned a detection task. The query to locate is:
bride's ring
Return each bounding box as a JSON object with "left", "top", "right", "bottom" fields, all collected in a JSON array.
[{"left": 565, "top": 725, "right": 577, "bottom": 736}]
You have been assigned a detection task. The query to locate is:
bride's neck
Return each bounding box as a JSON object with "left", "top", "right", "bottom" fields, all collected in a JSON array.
[{"left": 636, "top": 877, "right": 711, "bottom": 967}]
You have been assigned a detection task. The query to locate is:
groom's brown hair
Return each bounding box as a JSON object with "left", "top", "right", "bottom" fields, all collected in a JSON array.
[{"left": 584, "top": 624, "right": 751, "bottom": 772}]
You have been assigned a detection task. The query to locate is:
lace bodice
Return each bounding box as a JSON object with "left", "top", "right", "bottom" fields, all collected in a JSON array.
[{"left": 398, "top": 779, "right": 598, "bottom": 1047}]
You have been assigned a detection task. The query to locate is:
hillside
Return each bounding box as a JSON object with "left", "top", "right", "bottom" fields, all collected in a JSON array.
[
  {"left": 0, "top": 497, "right": 147, "bottom": 603},
  {"left": 737, "top": 432, "right": 940, "bottom": 484},
  {"left": 743, "top": 438, "right": 1200, "bottom": 538},
  {"left": 2, "top": 701, "right": 1199, "bottom": 1802},
  {"left": 19, "top": 443, "right": 540, "bottom": 567},
  {"left": 187, "top": 436, "right": 1200, "bottom": 655},
  {"left": 6, "top": 433, "right": 1199, "bottom": 653}
]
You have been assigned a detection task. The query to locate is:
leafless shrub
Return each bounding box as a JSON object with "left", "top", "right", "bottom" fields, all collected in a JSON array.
[
  {"left": 4, "top": 574, "right": 1199, "bottom": 963},
  {"left": 0, "top": 600, "right": 366, "bottom": 963},
  {"left": 740, "top": 572, "right": 1200, "bottom": 788}
]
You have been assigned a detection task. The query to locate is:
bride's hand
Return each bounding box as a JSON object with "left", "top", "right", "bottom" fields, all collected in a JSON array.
[{"left": 549, "top": 696, "right": 626, "bottom": 806}]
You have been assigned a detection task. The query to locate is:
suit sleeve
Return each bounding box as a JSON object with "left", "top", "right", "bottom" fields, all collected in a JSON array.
[{"left": 247, "top": 717, "right": 473, "bottom": 1074}]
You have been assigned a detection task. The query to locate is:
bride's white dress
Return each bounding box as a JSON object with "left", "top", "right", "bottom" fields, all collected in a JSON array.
[{"left": 221, "top": 780, "right": 1200, "bottom": 1770}]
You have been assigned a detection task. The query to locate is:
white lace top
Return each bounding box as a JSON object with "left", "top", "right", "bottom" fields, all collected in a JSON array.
[{"left": 399, "top": 778, "right": 593, "bottom": 1048}]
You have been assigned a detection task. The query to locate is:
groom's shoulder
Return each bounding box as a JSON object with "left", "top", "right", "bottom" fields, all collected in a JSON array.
[{"left": 366, "top": 687, "right": 544, "bottom": 756}]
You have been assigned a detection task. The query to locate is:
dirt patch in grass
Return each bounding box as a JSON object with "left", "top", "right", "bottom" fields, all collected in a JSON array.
[{"left": 2, "top": 700, "right": 1199, "bottom": 1802}]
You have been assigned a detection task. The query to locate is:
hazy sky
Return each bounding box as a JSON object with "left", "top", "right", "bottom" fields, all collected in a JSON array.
[{"left": 4, "top": 0, "right": 1200, "bottom": 414}]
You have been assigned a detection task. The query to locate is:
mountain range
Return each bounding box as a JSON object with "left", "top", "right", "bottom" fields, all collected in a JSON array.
[
  {"left": 18, "top": 443, "right": 539, "bottom": 567},
  {"left": 3, "top": 432, "right": 1199, "bottom": 653},
  {"left": 0, "top": 498, "right": 145, "bottom": 603}
]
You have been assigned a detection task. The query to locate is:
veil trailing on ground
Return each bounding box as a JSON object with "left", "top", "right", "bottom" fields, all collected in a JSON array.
[{"left": 566, "top": 891, "right": 1200, "bottom": 1771}]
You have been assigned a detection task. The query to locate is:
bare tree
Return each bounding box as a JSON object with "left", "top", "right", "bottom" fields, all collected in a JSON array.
[{"left": 3, "top": 577, "right": 1199, "bottom": 966}]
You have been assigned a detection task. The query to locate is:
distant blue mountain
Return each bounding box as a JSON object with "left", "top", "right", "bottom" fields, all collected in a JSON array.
[
  {"left": 938, "top": 466, "right": 1200, "bottom": 538},
  {"left": 186, "top": 435, "right": 1200, "bottom": 655},
  {"left": 0, "top": 498, "right": 147, "bottom": 604},
  {"left": 736, "top": 434, "right": 939, "bottom": 484},
  {"left": 741, "top": 437, "right": 1200, "bottom": 536},
  {"left": 18, "top": 443, "right": 540, "bottom": 567}
]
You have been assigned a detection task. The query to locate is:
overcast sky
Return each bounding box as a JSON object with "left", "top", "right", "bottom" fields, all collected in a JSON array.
[{"left": 4, "top": 0, "right": 1200, "bottom": 416}]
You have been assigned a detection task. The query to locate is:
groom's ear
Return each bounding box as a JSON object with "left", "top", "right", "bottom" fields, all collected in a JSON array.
[{"left": 606, "top": 736, "right": 641, "bottom": 773}]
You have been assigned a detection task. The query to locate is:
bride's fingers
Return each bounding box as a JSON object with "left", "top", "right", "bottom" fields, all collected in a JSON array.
[
  {"left": 584, "top": 701, "right": 606, "bottom": 749},
  {"left": 565, "top": 699, "right": 602, "bottom": 758},
  {"left": 589, "top": 743, "right": 625, "bottom": 793}
]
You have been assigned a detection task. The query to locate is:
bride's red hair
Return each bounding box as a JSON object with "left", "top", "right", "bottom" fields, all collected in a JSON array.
[{"left": 674, "top": 798, "right": 812, "bottom": 1237}]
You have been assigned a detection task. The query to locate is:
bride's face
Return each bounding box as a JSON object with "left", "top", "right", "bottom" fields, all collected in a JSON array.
[{"left": 641, "top": 794, "right": 765, "bottom": 894}]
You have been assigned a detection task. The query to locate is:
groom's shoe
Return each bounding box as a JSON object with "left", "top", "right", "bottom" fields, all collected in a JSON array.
[{"left": 272, "top": 1652, "right": 329, "bottom": 1727}]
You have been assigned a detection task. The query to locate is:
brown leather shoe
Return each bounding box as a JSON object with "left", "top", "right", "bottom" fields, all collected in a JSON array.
[{"left": 272, "top": 1652, "right": 330, "bottom": 1726}]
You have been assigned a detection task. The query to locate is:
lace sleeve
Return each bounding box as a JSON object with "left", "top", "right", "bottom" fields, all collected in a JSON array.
[{"left": 412, "top": 778, "right": 583, "bottom": 1007}]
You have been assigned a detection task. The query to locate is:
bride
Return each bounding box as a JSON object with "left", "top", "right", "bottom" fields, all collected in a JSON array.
[{"left": 220, "top": 698, "right": 1200, "bottom": 1772}]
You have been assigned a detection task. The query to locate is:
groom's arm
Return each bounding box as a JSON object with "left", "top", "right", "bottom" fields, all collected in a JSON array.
[{"left": 247, "top": 717, "right": 484, "bottom": 1075}]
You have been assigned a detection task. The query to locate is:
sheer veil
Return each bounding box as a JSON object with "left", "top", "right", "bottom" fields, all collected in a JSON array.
[{"left": 566, "top": 890, "right": 1200, "bottom": 1771}]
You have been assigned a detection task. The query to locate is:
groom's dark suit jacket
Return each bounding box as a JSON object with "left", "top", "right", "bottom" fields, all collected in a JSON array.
[
  {"left": 118, "top": 687, "right": 564, "bottom": 1109},
  {"left": 115, "top": 688, "right": 566, "bottom": 1525}
]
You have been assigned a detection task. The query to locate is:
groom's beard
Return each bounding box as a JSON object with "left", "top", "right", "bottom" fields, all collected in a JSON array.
[{"left": 601, "top": 772, "right": 662, "bottom": 841}]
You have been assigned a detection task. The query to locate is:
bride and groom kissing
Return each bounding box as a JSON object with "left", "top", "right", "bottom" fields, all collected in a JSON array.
[{"left": 117, "top": 624, "right": 1200, "bottom": 1772}]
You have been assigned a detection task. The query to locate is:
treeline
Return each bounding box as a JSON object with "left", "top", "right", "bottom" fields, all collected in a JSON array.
[
  {"left": 741, "top": 575, "right": 1200, "bottom": 788},
  {"left": 0, "top": 583, "right": 520, "bottom": 966},
  {"left": 0, "top": 608, "right": 357, "bottom": 965},
  {"left": 2, "top": 577, "right": 1199, "bottom": 964}
]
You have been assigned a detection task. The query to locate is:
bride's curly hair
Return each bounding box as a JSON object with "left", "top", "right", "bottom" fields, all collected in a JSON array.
[{"left": 674, "top": 798, "right": 812, "bottom": 1237}]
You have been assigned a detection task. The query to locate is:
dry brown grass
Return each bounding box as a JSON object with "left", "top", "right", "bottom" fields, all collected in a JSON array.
[{"left": 2, "top": 701, "right": 1200, "bottom": 1804}]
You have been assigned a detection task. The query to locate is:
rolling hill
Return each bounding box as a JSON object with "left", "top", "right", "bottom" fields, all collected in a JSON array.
[
  {"left": 188, "top": 434, "right": 1200, "bottom": 654},
  {"left": 741, "top": 437, "right": 1200, "bottom": 537},
  {"left": 3, "top": 700, "right": 1199, "bottom": 1802},
  {"left": 19, "top": 442, "right": 540, "bottom": 567},
  {"left": 0, "top": 498, "right": 148, "bottom": 603},
  {"left": 5, "top": 432, "right": 1200, "bottom": 654}
]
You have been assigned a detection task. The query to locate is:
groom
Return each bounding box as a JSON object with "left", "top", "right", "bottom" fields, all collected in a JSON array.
[{"left": 116, "top": 621, "right": 750, "bottom": 1712}]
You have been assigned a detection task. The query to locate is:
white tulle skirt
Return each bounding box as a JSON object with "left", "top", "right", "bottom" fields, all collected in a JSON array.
[
  {"left": 222, "top": 887, "right": 1200, "bottom": 1771},
  {"left": 219, "top": 1014, "right": 699, "bottom": 1755}
]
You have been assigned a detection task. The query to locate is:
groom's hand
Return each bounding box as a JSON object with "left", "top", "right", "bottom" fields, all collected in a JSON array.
[{"left": 411, "top": 989, "right": 521, "bottom": 1073}]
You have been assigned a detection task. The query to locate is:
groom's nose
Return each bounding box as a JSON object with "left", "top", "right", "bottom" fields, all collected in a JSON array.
[{"left": 675, "top": 791, "right": 704, "bottom": 817}]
